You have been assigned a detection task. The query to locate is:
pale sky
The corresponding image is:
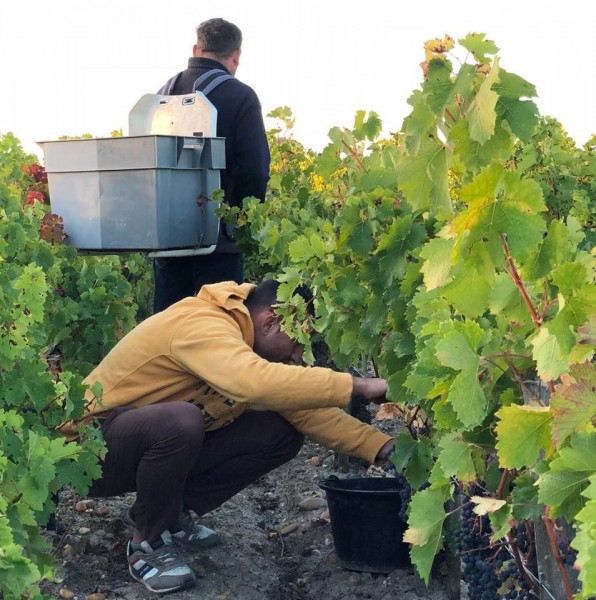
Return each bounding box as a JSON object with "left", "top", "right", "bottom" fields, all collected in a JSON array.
[{"left": 1, "top": 1, "right": 594, "bottom": 161}]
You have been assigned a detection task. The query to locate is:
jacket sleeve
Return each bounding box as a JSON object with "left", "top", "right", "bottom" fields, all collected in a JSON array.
[
  {"left": 279, "top": 406, "right": 393, "bottom": 464},
  {"left": 170, "top": 310, "right": 353, "bottom": 412},
  {"left": 228, "top": 87, "right": 270, "bottom": 206}
]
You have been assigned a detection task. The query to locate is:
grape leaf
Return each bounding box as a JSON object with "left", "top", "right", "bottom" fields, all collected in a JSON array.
[
  {"left": 459, "top": 33, "right": 499, "bottom": 63},
  {"left": 495, "top": 404, "right": 553, "bottom": 468},
  {"left": 511, "top": 474, "right": 545, "bottom": 520},
  {"left": 437, "top": 434, "right": 478, "bottom": 482},
  {"left": 448, "top": 369, "right": 487, "bottom": 429},
  {"left": 392, "top": 432, "right": 433, "bottom": 490},
  {"left": 550, "top": 362, "right": 596, "bottom": 448},
  {"left": 537, "top": 433, "right": 596, "bottom": 519},
  {"left": 572, "top": 476, "right": 596, "bottom": 598},
  {"left": 403, "top": 487, "right": 450, "bottom": 584},
  {"left": 471, "top": 496, "right": 506, "bottom": 515},
  {"left": 397, "top": 136, "right": 452, "bottom": 217},
  {"left": 530, "top": 327, "right": 569, "bottom": 381},
  {"left": 419, "top": 237, "right": 454, "bottom": 291},
  {"left": 468, "top": 57, "right": 500, "bottom": 144}
]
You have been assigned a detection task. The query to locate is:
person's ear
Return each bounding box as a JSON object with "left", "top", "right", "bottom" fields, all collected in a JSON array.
[
  {"left": 233, "top": 48, "right": 241, "bottom": 68},
  {"left": 192, "top": 44, "right": 200, "bottom": 57},
  {"left": 261, "top": 309, "right": 280, "bottom": 336}
]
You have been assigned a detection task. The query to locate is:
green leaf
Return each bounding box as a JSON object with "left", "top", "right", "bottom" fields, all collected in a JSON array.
[
  {"left": 530, "top": 327, "right": 569, "bottom": 382},
  {"left": 468, "top": 57, "right": 500, "bottom": 144},
  {"left": 436, "top": 330, "right": 481, "bottom": 371},
  {"left": 511, "top": 474, "right": 545, "bottom": 520},
  {"left": 442, "top": 262, "right": 492, "bottom": 318},
  {"left": 423, "top": 58, "right": 455, "bottom": 115},
  {"left": 495, "top": 404, "right": 553, "bottom": 468},
  {"left": 537, "top": 432, "right": 596, "bottom": 519},
  {"left": 550, "top": 362, "right": 596, "bottom": 448},
  {"left": 459, "top": 33, "right": 499, "bottom": 63},
  {"left": 392, "top": 432, "right": 433, "bottom": 490},
  {"left": 451, "top": 163, "right": 546, "bottom": 262},
  {"left": 397, "top": 136, "right": 452, "bottom": 217},
  {"left": 488, "top": 503, "right": 513, "bottom": 541},
  {"left": 404, "top": 487, "right": 450, "bottom": 584},
  {"left": 523, "top": 220, "right": 569, "bottom": 281},
  {"left": 419, "top": 237, "right": 454, "bottom": 291},
  {"left": 436, "top": 434, "right": 478, "bottom": 482},
  {"left": 572, "top": 476, "right": 596, "bottom": 597},
  {"left": 448, "top": 369, "right": 487, "bottom": 429}
]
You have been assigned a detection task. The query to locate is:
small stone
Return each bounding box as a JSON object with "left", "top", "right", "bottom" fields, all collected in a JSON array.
[
  {"left": 78, "top": 527, "right": 91, "bottom": 535},
  {"left": 62, "top": 544, "right": 75, "bottom": 556},
  {"left": 59, "top": 588, "right": 74, "bottom": 599},
  {"left": 74, "top": 499, "right": 93, "bottom": 512},
  {"left": 309, "top": 456, "right": 322, "bottom": 467},
  {"left": 279, "top": 523, "right": 299, "bottom": 536},
  {"left": 94, "top": 506, "right": 110, "bottom": 517},
  {"left": 87, "top": 594, "right": 106, "bottom": 600},
  {"left": 327, "top": 551, "right": 338, "bottom": 563},
  {"left": 298, "top": 497, "right": 327, "bottom": 511}
]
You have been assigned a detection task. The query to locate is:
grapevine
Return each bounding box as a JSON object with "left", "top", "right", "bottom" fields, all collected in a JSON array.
[{"left": 228, "top": 34, "right": 595, "bottom": 599}]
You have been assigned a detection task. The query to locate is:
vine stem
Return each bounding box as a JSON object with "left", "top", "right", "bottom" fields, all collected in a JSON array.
[
  {"left": 496, "top": 469, "right": 509, "bottom": 499},
  {"left": 341, "top": 140, "right": 365, "bottom": 170},
  {"left": 543, "top": 509, "right": 575, "bottom": 600},
  {"left": 506, "top": 530, "right": 540, "bottom": 594},
  {"left": 501, "top": 235, "right": 541, "bottom": 329},
  {"left": 370, "top": 356, "right": 380, "bottom": 378}
]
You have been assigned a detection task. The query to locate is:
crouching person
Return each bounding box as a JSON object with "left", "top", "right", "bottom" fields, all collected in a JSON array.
[{"left": 58, "top": 280, "right": 394, "bottom": 593}]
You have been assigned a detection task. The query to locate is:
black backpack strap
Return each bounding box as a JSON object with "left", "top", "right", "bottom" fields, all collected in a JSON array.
[
  {"left": 157, "top": 71, "right": 183, "bottom": 95},
  {"left": 193, "top": 69, "right": 235, "bottom": 95}
]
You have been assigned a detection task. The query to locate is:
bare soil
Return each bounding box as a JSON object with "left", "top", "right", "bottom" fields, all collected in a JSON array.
[{"left": 43, "top": 410, "right": 460, "bottom": 600}]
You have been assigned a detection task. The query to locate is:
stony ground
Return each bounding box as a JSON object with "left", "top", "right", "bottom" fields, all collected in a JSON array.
[{"left": 42, "top": 409, "right": 462, "bottom": 600}]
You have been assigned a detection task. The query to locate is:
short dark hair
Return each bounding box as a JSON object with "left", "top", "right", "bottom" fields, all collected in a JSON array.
[
  {"left": 245, "top": 279, "right": 314, "bottom": 317},
  {"left": 196, "top": 18, "right": 242, "bottom": 58}
]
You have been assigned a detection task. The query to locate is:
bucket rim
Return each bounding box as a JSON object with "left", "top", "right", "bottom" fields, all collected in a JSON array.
[{"left": 319, "top": 476, "right": 403, "bottom": 496}]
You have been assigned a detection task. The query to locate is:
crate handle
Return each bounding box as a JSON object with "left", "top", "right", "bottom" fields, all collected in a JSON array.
[{"left": 175, "top": 137, "right": 205, "bottom": 166}]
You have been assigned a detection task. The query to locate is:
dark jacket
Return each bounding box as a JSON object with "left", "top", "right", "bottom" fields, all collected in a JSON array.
[{"left": 166, "top": 57, "right": 270, "bottom": 210}]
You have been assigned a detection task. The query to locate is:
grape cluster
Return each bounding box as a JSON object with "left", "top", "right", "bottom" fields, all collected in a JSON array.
[
  {"left": 456, "top": 498, "right": 538, "bottom": 600},
  {"left": 380, "top": 462, "right": 412, "bottom": 521},
  {"left": 558, "top": 540, "right": 578, "bottom": 568}
]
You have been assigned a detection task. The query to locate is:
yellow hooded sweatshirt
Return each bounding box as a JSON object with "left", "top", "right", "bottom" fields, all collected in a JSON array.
[{"left": 59, "top": 282, "right": 392, "bottom": 464}]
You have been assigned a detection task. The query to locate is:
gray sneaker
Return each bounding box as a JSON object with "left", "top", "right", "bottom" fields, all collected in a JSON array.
[
  {"left": 126, "top": 506, "right": 221, "bottom": 549},
  {"left": 127, "top": 531, "right": 196, "bottom": 593},
  {"left": 172, "top": 508, "right": 221, "bottom": 549}
]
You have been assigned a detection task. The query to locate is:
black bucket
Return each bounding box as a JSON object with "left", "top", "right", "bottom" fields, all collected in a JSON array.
[{"left": 319, "top": 476, "right": 410, "bottom": 573}]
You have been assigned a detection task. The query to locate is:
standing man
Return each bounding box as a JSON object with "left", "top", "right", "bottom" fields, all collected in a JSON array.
[{"left": 153, "top": 18, "right": 270, "bottom": 313}]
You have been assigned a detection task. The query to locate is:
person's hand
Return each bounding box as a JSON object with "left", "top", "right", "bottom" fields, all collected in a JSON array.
[
  {"left": 351, "top": 377, "right": 388, "bottom": 404},
  {"left": 374, "top": 439, "right": 395, "bottom": 464}
]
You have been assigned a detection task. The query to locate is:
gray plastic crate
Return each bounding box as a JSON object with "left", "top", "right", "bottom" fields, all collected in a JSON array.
[{"left": 38, "top": 135, "right": 225, "bottom": 251}]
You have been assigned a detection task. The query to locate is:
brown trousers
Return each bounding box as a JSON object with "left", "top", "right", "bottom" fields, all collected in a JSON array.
[{"left": 88, "top": 402, "right": 304, "bottom": 542}]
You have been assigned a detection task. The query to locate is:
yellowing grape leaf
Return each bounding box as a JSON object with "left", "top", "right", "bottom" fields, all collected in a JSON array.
[
  {"left": 470, "top": 496, "right": 506, "bottom": 515},
  {"left": 495, "top": 404, "right": 553, "bottom": 468},
  {"left": 551, "top": 362, "right": 596, "bottom": 448},
  {"left": 419, "top": 237, "right": 454, "bottom": 291},
  {"left": 375, "top": 402, "right": 403, "bottom": 421}
]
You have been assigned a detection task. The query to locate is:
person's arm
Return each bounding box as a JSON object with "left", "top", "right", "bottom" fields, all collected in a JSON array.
[
  {"left": 280, "top": 406, "right": 394, "bottom": 464},
  {"left": 374, "top": 439, "right": 395, "bottom": 463},
  {"left": 350, "top": 377, "right": 388, "bottom": 404},
  {"left": 229, "top": 88, "right": 270, "bottom": 205}
]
